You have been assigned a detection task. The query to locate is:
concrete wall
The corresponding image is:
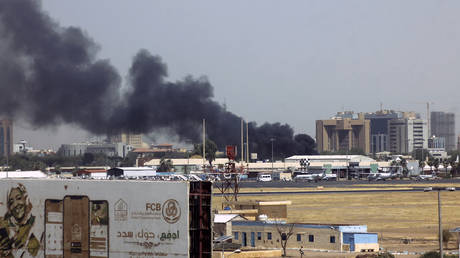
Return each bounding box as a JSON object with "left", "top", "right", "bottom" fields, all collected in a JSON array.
[{"left": 212, "top": 250, "right": 282, "bottom": 258}]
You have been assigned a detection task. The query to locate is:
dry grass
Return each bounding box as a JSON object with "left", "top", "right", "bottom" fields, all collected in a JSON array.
[{"left": 213, "top": 185, "right": 460, "bottom": 252}]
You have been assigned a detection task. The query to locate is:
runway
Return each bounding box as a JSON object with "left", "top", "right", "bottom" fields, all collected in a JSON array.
[{"left": 213, "top": 178, "right": 460, "bottom": 196}]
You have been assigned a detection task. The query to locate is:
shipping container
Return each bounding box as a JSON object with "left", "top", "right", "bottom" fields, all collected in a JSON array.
[{"left": 0, "top": 179, "right": 212, "bottom": 258}]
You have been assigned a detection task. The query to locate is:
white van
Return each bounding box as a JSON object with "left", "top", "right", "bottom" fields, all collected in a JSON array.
[{"left": 257, "top": 174, "right": 272, "bottom": 182}]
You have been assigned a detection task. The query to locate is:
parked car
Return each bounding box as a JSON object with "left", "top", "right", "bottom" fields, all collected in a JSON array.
[{"left": 257, "top": 174, "right": 272, "bottom": 182}]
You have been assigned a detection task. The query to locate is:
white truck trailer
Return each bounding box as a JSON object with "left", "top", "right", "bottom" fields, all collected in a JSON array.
[{"left": 0, "top": 179, "right": 212, "bottom": 258}]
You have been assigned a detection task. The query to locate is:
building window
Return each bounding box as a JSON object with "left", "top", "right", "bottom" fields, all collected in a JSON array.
[
  {"left": 297, "top": 234, "right": 302, "bottom": 242},
  {"left": 309, "top": 235, "right": 314, "bottom": 242},
  {"left": 267, "top": 232, "right": 272, "bottom": 240},
  {"left": 234, "top": 232, "right": 238, "bottom": 240},
  {"left": 257, "top": 232, "right": 262, "bottom": 240},
  {"left": 330, "top": 236, "right": 335, "bottom": 243}
]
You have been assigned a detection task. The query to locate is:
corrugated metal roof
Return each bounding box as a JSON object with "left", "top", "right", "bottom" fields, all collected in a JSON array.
[
  {"left": 214, "top": 214, "right": 245, "bottom": 223},
  {"left": 0, "top": 171, "right": 47, "bottom": 178}
]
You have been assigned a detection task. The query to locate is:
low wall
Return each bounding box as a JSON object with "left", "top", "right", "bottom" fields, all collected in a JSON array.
[{"left": 213, "top": 250, "right": 282, "bottom": 258}]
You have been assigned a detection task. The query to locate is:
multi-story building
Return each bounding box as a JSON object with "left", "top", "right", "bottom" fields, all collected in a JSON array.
[
  {"left": 428, "top": 136, "right": 445, "bottom": 149},
  {"left": 364, "top": 110, "right": 399, "bottom": 153},
  {"left": 316, "top": 113, "right": 370, "bottom": 154},
  {"left": 430, "top": 111, "right": 456, "bottom": 151},
  {"left": 0, "top": 119, "right": 13, "bottom": 157},
  {"left": 108, "top": 132, "right": 143, "bottom": 148},
  {"left": 58, "top": 142, "right": 133, "bottom": 158},
  {"left": 458, "top": 135, "right": 460, "bottom": 151},
  {"left": 388, "top": 118, "right": 428, "bottom": 154}
]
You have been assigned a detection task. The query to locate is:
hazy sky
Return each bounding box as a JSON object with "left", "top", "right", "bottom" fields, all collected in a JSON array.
[{"left": 14, "top": 0, "right": 460, "bottom": 149}]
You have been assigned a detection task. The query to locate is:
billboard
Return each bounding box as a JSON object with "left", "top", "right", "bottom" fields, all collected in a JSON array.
[{"left": 0, "top": 179, "right": 189, "bottom": 257}]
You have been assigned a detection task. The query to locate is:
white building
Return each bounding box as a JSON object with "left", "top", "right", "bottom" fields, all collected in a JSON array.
[
  {"left": 58, "top": 142, "right": 133, "bottom": 158},
  {"left": 388, "top": 118, "right": 428, "bottom": 154}
]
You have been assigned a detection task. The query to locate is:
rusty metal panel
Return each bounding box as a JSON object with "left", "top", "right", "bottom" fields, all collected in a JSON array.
[
  {"left": 63, "top": 196, "right": 89, "bottom": 258},
  {"left": 45, "top": 199, "right": 64, "bottom": 258},
  {"left": 189, "top": 181, "right": 212, "bottom": 258}
]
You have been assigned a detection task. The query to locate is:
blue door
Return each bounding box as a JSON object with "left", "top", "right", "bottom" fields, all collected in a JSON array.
[
  {"left": 250, "top": 232, "right": 255, "bottom": 247},
  {"left": 242, "top": 232, "right": 247, "bottom": 247},
  {"left": 350, "top": 236, "right": 355, "bottom": 251}
]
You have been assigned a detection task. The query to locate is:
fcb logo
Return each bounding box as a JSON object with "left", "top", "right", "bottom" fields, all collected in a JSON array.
[{"left": 162, "top": 199, "right": 181, "bottom": 224}]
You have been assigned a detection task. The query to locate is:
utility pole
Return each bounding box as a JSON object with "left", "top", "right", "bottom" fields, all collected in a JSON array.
[
  {"left": 270, "top": 138, "right": 275, "bottom": 173},
  {"left": 202, "top": 119, "right": 206, "bottom": 170},
  {"left": 246, "top": 121, "right": 249, "bottom": 163},
  {"left": 424, "top": 186, "right": 456, "bottom": 258},
  {"left": 438, "top": 189, "right": 443, "bottom": 258},
  {"left": 241, "top": 118, "right": 244, "bottom": 165}
]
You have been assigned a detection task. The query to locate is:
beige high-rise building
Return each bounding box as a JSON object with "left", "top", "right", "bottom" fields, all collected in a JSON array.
[
  {"left": 109, "top": 132, "right": 143, "bottom": 148},
  {"left": 316, "top": 114, "right": 370, "bottom": 154},
  {"left": 0, "top": 119, "right": 13, "bottom": 157}
]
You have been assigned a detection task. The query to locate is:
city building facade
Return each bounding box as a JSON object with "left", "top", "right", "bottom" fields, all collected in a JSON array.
[
  {"left": 458, "top": 135, "right": 460, "bottom": 151},
  {"left": 364, "top": 110, "right": 399, "bottom": 153},
  {"left": 231, "top": 221, "right": 379, "bottom": 252},
  {"left": 428, "top": 136, "right": 445, "bottom": 149},
  {"left": 0, "top": 119, "right": 13, "bottom": 157},
  {"left": 58, "top": 142, "right": 133, "bottom": 158},
  {"left": 109, "top": 132, "right": 144, "bottom": 148},
  {"left": 316, "top": 113, "right": 370, "bottom": 154},
  {"left": 430, "top": 111, "right": 456, "bottom": 151},
  {"left": 388, "top": 118, "right": 428, "bottom": 154}
]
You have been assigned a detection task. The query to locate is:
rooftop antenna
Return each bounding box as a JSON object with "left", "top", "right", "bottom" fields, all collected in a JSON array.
[{"left": 380, "top": 102, "right": 383, "bottom": 112}]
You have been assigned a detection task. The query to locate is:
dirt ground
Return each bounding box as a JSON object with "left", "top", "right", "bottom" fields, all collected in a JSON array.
[
  {"left": 213, "top": 183, "right": 460, "bottom": 254},
  {"left": 285, "top": 249, "right": 421, "bottom": 257}
]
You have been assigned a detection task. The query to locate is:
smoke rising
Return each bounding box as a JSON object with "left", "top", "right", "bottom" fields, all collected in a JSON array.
[{"left": 0, "top": 0, "right": 316, "bottom": 158}]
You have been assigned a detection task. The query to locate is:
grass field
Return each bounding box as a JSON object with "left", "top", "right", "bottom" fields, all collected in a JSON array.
[{"left": 213, "top": 183, "right": 460, "bottom": 252}]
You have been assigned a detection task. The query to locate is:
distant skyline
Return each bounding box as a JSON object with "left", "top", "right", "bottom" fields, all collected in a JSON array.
[{"left": 12, "top": 0, "right": 460, "bottom": 149}]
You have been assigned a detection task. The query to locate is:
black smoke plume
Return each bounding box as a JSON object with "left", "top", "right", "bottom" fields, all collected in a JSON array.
[{"left": 0, "top": 0, "right": 316, "bottom": 159}]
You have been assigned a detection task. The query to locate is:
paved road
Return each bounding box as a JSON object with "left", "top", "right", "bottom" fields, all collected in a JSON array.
[
  {"left": 236, "top": 178, "right": 460, "bottom": 189},
  {"left": 213, "top": 178, "right": 460, "bottom": 196}
]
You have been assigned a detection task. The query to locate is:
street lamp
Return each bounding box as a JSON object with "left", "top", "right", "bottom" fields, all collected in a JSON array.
[{"left": 423, "top": 186, "right": 456, "bottom": 258}]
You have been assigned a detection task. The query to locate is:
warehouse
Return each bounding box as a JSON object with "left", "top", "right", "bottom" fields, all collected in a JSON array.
[{"left": 231, "top": 221, "right": 379, "bottom": 252}]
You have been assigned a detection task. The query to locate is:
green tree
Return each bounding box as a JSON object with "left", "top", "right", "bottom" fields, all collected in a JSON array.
[
  {"left": 412, "top": 149, "right": 431, "bottom": 162},
  {"left": 158, "top": 158, "right": 173, "bottom": 172},
  {"left": 192, "top": 139, "right": 218, "bottom": 166},
  {"left": 120, "top": 152, "right": 138, "bottom": 167},
  {"left": 443, "top": 229, "right": 452, "bottom": 249},
  {"left": 82, "top": 153, "right": 95, "bottom": 165}
]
